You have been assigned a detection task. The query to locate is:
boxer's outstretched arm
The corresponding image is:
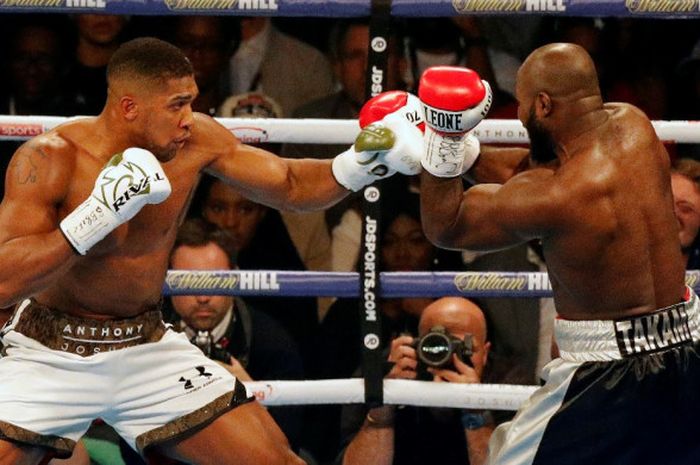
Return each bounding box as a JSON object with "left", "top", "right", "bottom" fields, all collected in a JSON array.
[
  {"left": 0, "top": 143, "right": 78, "bottom": 307},
  {"left": 420, "top": 167, "right": 563, "bottom": 252},
  {"left": 207, "top": 141, "right": 348, "bottom": 212},
  {"left": 204, "top": 95, "right": 424, "bottom": 209},
  {"left": 202, "top": 113, "right": 383, "bottom": 211}
]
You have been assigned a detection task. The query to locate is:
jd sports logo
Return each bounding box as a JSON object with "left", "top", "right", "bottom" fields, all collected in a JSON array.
[{"left": 179, "top": 366, "right": 213, "bottom": 390}]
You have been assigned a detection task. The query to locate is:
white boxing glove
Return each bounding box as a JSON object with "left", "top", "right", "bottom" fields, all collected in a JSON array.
[
  {"left": 419, "top": 66, "right": 492, "bottom": 178},
  {"left": 332, "top": 119, "right": 423, "bottom": 192},
  {"left": 60, "top": 148, "right": 172, "bottom": 255}
]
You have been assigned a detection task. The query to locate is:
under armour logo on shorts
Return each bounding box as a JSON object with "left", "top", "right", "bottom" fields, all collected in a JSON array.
[{"left": 179, "top": 366, "right": 213, "bottom": 390}]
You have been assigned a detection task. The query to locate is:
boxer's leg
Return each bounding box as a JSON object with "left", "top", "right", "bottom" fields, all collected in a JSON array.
[
  {"left": 155, "top": 402, "right": 304, "bottom": 465},
  {"left": 0, "top": 439, "right": 48, "bottom": 465}
]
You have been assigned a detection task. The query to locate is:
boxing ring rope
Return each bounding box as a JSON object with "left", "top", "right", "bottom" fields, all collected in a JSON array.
[
  {"left": 163, "top": 269, "right": 700, "bottom": 410},
  {"left": 243, "top": 379, "right": 536, "bottom": 410},
  {"left": 3, "top": 115, "right": 700, "bottom": 144},
  {"left": 163, "top": 270, "right": 700, "bottom": 298}
]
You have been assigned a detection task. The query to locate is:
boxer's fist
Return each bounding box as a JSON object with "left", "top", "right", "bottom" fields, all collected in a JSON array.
[
  {"left": 359, "top": 90, "right": 424, "bottom": 131},
  {"left": 419, "top": 66, "right": 492, "bottom": 177},
  {"left": 332, "top": 119, "right": 422, "bottom": 192},
  {"left": 60, "top": 148, "right": 171, "bottom": 254},
  {"left": 332, "top": 91, "right": 424, "bottom": 192}
]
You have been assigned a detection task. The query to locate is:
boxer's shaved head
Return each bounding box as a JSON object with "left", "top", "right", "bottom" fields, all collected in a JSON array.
[{"left": 518, "top": 43, "right": 601, "bottom": 101}]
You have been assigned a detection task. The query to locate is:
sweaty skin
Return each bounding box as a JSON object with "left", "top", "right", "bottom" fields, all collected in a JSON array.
[
  {"left": 0, "top": 74, "right": 347, "bottom": 319},
  {"left": 421, "top": 43, "right": 685, "bottom": 320}
]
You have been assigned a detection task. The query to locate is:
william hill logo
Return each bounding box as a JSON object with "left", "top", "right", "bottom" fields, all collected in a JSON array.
[
  {"left": 164, "top": 0, "right": 278, "bottom": 10},
  {"left": 452, "top": 0, "right": 566, "bottom": 12},
  {"left": 625, "top": 0, "right": 697, "bottom": 12},
  {"left": 166, "top": 271, "right": 280, "bottom": 292},
  {"left": 0, "top": 0, "right": 62, "bottom": 7},
  {"left": 454, "top": 272, "right": 552, "bottom": 292}
]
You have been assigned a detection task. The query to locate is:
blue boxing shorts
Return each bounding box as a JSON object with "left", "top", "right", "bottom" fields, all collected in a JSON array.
[{"left": 488, "top": 287, "right": 700, "bottom": 465}]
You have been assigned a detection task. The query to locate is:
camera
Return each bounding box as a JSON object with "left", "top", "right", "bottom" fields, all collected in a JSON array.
[
  {"left": 414, "top": 326, "right": 473, "bottom": 379},
  {"left": 191, "top": 331, "right": 232, "bottom": 364}
]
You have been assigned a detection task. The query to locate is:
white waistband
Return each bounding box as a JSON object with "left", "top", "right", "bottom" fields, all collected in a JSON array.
[{"left": 554, "top": 290, "right": 700, "bottom": 362}]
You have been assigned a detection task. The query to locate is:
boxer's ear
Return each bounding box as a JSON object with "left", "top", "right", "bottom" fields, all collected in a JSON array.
[
  {"left": 535, "top": 92, "right": 552, "bottom": 118},
  {"left": 120, "top": 95, "right": 138, "bottom": 122}
]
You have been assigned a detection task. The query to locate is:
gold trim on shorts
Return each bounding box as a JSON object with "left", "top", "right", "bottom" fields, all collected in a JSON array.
[
  {"left": 135, "top": 379, "right": 254, "bottom": 453},
  {"left": 0, "top": 420, "right": 75, "bottom": 458},
  {"left": 11, "top": 299, "right": 166, "bottom": 357}
]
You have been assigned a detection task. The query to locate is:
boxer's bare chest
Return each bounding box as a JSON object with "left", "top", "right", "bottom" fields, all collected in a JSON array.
[{"left": 37, "top": 146, "right": 207, "bottom": 316}]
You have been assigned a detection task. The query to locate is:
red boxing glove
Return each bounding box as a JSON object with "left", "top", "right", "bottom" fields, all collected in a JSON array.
[
  {"left": 419, "top": 66, "right": 491, "bottom": 135},
  {"left": 359, "top": 90, "right": 425, "bottom": 132},
  {"left": 418, "top": 66, "right": 491, "bottom": 177}
]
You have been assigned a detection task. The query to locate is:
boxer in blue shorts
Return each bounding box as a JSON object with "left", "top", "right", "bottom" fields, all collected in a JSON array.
[
  {"left": 0, "top": 37, "right": 427, "bottom": 465},
  {"left": 418, "top": 44, "right": 700, "bottom": 464}
]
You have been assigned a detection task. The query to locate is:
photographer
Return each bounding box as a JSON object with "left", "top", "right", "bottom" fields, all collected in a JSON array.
[
  {"left": 167, "top": 218, "right": 305, "bottom": 451},
  {"left": 337, "top": 297, "right": 493, "bottom": 465}
]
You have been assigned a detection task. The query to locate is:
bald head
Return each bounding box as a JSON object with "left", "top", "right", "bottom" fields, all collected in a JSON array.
[
  {"left": 419, "top": 297, "right": 487, "bottom": 345},
  {"left": 518, "top": 43, "right": 601, "bottom": 101}
]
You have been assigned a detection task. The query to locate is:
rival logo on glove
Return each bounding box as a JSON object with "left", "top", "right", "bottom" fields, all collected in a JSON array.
[
  {"left": 94, "top": 158, "right": 166, "bottom": 213},
  {"left": 110, "top": 173, "right": 166, "bottom": 213}
]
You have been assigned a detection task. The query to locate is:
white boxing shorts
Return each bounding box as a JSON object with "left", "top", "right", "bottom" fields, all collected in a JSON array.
[
  {"left": 488, "top": 287, "right": 700, "bottom": 465},
  {"left": 0, "top": 299, "right": 253, "bottom": 458}
]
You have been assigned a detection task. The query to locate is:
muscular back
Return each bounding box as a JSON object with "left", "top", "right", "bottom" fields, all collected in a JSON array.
[
  {"left": 422, "top": 103, "right": 685, "bottom": 320},
  {"left": 538, "top": 104, "right": 684, "bottom": 319}
]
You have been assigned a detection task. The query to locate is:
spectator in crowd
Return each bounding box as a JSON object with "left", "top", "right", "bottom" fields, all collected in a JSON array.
[
  {"left": 337, "top": 297, "right": 494, "bottom": 465},
  {"left": 68, "top": 14, "right": 130, "bottom": 114},
  {"left": 0, "top": 15, "right": 86, "bottom": 201},
  {"left": 671, "top": 37, "right": 700, "bottom": 158},
  {"left": 167, "top": 218, "right": 304, "bottom": 450},
  {"left": 192, "top": 176, "right": 320, "bottom": 375},
  {"left": 1, "top": 15, "right": 84, "bottom": 117},
  {"left": 218, "top": 91, "right": 333, "bottom": 289},
  {"left": 402, "top": 17, "right": 518, "bottom": 117},
  {"left": 545, "top": 18, "right": 672, "bottom": 121},
  {"left": 227, "top": 17, "right": 334, "bottom": 116},
  {"left": 671, "top": 158, "right": 700, "bottom": 269},
  {"left": 167, "top": 15, "right": 240, "bottom": 116},
  {"left": 307, "top": 190, "right": 462, "bottom": 463}
]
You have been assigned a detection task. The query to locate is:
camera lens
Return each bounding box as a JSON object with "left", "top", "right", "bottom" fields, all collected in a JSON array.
[{"left": 417, "top": 332, "right": 453, "bottom": 367}]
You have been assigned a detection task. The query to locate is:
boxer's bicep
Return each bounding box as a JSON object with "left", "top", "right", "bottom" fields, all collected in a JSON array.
[
  {"left": 0, "top": 143, "right": 68, "bottom": 243},
  {"left": 449, "top": 169, "right": 563, "bottom": 251},
  {"left": 469, "top": 146, "right": 531, "bottom": 184}
]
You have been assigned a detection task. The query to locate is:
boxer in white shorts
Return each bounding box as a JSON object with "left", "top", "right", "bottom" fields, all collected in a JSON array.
[{"left": 0, "top": 36, "right": 426, "bottom": 464}]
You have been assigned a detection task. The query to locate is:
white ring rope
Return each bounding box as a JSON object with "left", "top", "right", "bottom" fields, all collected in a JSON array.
[
  {"left": 244, "top": 379, "right": 536, "bottom": 411},
  {"left": 2, "top": 115, "right": 700, "bottom": 144}
]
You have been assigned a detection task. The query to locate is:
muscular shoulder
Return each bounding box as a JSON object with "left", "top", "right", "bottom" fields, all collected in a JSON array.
[
  {"left": 606, "top": 102, "right": 656, "bottom": 140},
  {"left": 188, "top": 112, "right": 241, "bottom": 162},
  {"left": 5, "top": 131, "right": 76, "bottom": 202}
]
